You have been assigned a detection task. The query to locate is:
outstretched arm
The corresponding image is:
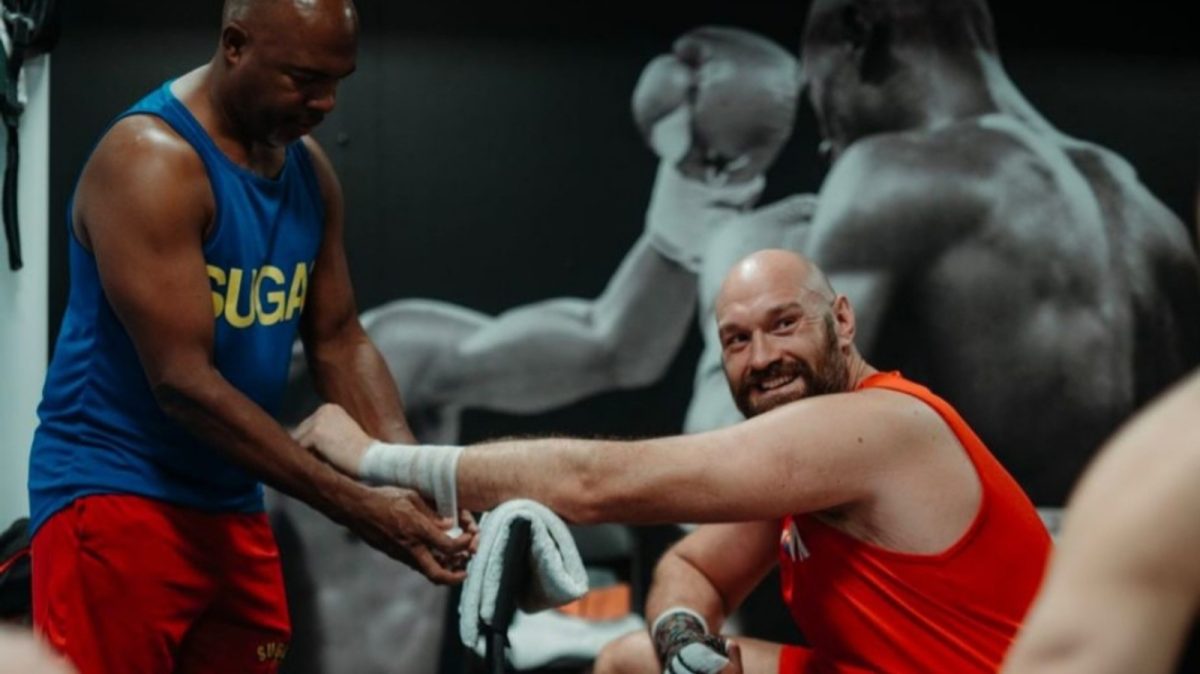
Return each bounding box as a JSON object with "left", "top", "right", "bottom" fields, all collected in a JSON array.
[
  {"left": 294, "top": 385, "right": 943, "bottom": 524},
  {"left": 419, "top": 235, "right": 697, "bottom": 413},
  {"left": 358, "top": 163, "right": 766, "bottom": 416},
  {"left": 1001, "top": 370, "right": 1200, "bottom": 674}
]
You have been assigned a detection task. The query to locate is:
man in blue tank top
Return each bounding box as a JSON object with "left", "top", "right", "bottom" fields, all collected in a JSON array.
[{"left": 27, "top": 2, "right": 473, "bottom": 672}]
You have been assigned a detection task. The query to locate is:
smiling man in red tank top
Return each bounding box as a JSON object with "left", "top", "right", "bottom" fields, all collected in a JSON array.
[{"left": 293, "top": 249, "right": 1052, "bottom": 674}]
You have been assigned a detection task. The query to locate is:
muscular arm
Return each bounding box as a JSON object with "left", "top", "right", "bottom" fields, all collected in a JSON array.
[
  {"left": 452, "top": 387, "right": 931, "bottom": 523},
  {"left": 645, "top": 521, "right": 780, "bottom": 632},
  {"left": 298, "top": 137, "right": 415, "bottom": 443},
  {"left": 356, "top": 235, "right": 697, "bottom": 416},
  {"left": 419, "top": 235, "right": 697, "bottom": 413},
  {"left": 80, "top": 119, "right": 466, "bottom": 581},
  {"left": 1001, "top": 370, "right": 1200, "bottom": 674},
  {"left": 356, "top": 162, "right": 765, "bottom": 415}
]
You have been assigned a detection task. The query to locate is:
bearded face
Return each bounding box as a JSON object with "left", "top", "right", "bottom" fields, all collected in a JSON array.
[{"left": 727, "top": 312, "right": 852, "bottom": 418}]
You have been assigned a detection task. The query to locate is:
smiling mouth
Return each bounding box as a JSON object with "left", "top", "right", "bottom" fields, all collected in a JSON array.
[{"left": 757, "top": 375, "right": 799, "bottom": 392}]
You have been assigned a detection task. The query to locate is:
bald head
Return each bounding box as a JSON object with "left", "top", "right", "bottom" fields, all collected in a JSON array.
[
  {"left": 715, "top": 250, "right": 858, "bottom": 416},
  {"left": 717, "top": 249, "right": 835, "bottom": 319},
  {"left": 222, "top": 0, "right": 357, "bottom": 33},
  {"left": 213, "top": 0, "right": 358, "bottom": 146}
]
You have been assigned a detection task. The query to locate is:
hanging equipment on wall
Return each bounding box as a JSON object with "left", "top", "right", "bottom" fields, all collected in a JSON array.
[{"left": 1, "top": 0, "right": 60, "bottom": 271}]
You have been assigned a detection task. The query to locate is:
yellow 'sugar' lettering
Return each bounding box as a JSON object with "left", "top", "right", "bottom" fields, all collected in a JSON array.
[{"left": 208, "top": 261, "right": 310, "bottom": 328}]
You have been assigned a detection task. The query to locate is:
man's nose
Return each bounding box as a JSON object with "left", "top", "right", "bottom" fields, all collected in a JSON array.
[
  {"left": 747, "top": 332, "right": 779, "bottom": 371},
  {"left": 307, "top": 87, "right": 337, "bottom": 115}
]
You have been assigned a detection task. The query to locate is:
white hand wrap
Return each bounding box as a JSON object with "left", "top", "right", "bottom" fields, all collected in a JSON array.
[
  {"left": 645, "top": 160, "right": 764, "bottom": 273},
  {"left": 360, "top": 442, "right": 464, "bottom": 532}
]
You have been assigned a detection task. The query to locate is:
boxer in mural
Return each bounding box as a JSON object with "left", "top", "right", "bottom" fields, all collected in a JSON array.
[{"left": 794, "top": 0, "right": 1199, "bottom": 506}]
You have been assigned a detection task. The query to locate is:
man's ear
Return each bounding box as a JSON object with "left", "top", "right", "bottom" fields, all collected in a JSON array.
[
  {"left": 221, "top": 23, "right": 249, "bottom": 66},
  {"left": 833, "top": 294, "right": 856, "bottom": 347},
  {"left": 840, "top": 2, "right": 897, "bottom": 85}
]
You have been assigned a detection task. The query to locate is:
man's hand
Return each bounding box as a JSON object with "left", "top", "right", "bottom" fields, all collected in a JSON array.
[
  {"left": 345, "top": 484, "right": 474, "bottom": 585},
  {"left": 292, "top": 405, "right": 478, "bottom": 582},
  {"left": 292, "top": 403, "right": 373, "bottom": 476}
]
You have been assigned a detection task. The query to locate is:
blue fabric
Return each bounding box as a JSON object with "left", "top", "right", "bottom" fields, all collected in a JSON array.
[{"left": 29, "top": 81, "right": 325, "bottom": 533}]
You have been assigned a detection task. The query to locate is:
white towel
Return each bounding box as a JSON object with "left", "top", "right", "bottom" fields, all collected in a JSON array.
[{"left": 458, "top": 499, "right": 589, "bottom": 654}]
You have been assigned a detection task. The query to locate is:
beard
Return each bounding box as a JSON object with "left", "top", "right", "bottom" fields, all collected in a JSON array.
[{"left": 732, "top": 314, "right": 851, "bottom": 418}]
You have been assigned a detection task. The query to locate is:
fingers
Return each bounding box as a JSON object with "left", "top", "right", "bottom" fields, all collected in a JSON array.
[
  {"left": 430, "top": 526, "right": 474, "bottom": 555},
  {"left": 406, "top": 544, "right": 468, "bottom": 586},
  {"left": 457, "top": 510, "right": 480, "bottom": 554},
  {"left": 399, "top": 490, "right": 474, "bottom": 554},
  {"left": 290, "top": 414, "right": 314, "bottom": 445},
  {"left": 459, "top": 509, "right": 479, "bottom": 534}
]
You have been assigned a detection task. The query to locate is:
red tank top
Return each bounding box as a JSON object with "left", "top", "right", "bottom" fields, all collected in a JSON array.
[{"left": 779, "top": 372, "right": 1051, "bottom": 673}]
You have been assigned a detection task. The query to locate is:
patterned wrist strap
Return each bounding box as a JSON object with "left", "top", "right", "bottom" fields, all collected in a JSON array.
[{"left": 651, "top": 608, "right": 708, "bottom": 665}]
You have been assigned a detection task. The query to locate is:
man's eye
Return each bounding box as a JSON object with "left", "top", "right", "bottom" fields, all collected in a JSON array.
[{"left": 775, "top": 318, "right": 796, "bottom": 330}]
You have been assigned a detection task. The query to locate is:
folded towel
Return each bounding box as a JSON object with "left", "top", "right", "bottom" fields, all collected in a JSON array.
[{"left": 459, "top": 499, "right": 589, "bottom": 654}]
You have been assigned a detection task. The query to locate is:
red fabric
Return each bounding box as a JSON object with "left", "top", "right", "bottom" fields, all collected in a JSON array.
[
  {"left": 32, "top": 494, "right": 291, "bottom": 674},
  {"left": 778, "top": 372, "right": 1051, "bottom": 674}
]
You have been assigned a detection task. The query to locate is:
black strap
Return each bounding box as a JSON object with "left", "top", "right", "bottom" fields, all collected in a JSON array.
[
  {"left": 1, "top": 0, "right": 60, "bottom": 270},
  {"left": 3, "top": 113, "right": 21, "bottom": 269},
  {"left": 0, "top": 517, "right": 31, "bottom": 619}
]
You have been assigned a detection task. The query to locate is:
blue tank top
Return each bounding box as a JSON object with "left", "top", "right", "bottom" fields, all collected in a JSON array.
[{"left": 28, "top": 81, "right": 325, "bottom": 533}]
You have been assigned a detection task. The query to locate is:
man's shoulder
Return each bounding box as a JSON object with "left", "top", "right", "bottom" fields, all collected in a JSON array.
[
  {"left": 813, "top": 120, "right": 1048, "bottom": 249},
  {"left": 76, "top": 114, "right": 212, "bottom": 233},
  {"left": 831, "top": 121, "right": 1027, "bottom": 197},
  {"left": 89, "top": 114, "right": 205, "bottom": 181}
]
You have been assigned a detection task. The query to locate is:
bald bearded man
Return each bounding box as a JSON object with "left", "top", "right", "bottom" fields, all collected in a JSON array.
[
  {"left": 27, "top": 2, "right": 472, "bottom": 672},
  {"left": 295, "top": 250, "right": 1052, "bottom": 674}
]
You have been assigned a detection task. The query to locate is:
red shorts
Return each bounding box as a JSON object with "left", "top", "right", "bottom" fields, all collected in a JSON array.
[{"left": 32, "top": 494, "right": 291, "bottom": 674}]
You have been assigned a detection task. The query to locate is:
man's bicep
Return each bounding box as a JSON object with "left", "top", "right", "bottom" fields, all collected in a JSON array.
[{"left": 81, "top": 128, "right": 217, "bottom": 383}]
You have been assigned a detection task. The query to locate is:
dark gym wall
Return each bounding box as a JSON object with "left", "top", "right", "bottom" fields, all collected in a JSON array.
[{"left": 50, "top": 2, "right": 1199, "bottom": 443}]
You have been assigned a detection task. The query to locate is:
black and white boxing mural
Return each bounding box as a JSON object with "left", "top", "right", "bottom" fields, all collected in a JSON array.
[{"left": 48, "top": 2, "right": 1199, "bottom": 673}]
